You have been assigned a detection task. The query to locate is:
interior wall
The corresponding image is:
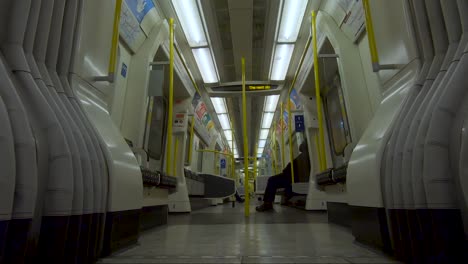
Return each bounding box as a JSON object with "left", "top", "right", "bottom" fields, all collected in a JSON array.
[
  {"left": 120, "top": 19, "right": 168, "bottom": 148},
  {"left": 110, "top": 44, "right": 132, "bottom": 129},
  {"left": 358, "top": 34, "right": 384, "bottom": 112},
  {"left": 317, "top": 11, "right": 373, "bottom": 144},
  {"left": 346, "top": 0, "right": 420, "bottom": 208}
]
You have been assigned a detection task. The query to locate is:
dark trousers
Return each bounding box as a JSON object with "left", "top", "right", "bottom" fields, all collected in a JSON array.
[{"left": 263, "top": 173, "right": 293, "bottom": 203}]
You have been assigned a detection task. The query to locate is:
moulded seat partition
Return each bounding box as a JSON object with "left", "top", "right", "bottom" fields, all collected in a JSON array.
[
  {"left": 57, "top": 0, "right": 108, "bottom": 221},
  {"left": 424, "top": 4, "right": 468, "bottom": 209},
  {"left": 458, "top": 101, "right": 468, "bottom": 237},
  {"left": 1, "top": 0, "right": 75, "bottom": 260},
  {"left": 47, "top": 0, "right": 106, "bottom": 259},
  {"left": 0, "top": 95, "right": 16, "bottom": 259},
  {"left": 57, "top": 1, "right": 110, "bottom": 256},
  {"left": 0, "top": 1, "right": 38, "bottom": 225},
  {"left": 412, "top": 1, "right": 467, "bottom": 208},
  {"left": 403, "top": 12, "right": 461, "bottom": 208},
  {"left": 390, "top": 0, "right": 448, "bottom": 210},
  {"left": 198, "top": 174, "right": 235, "bottom": 199},
  {"left": 0, "top": 57, "right": 37, "bottom": 261}
]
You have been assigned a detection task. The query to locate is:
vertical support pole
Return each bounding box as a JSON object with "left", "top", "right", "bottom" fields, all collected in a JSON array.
[
  {"left": 108, "top": 0, "right": 123, "bottom": 76},
  {"left": 272, "top": 121, "right": 279, "bottom": 174},
  {"left": 231, "top": 123, "right": 235, "bottom": 179},
  {"left": 241, "top": 57, "right": 250, "bottom": 216},
  {"left": 362, "top": 0, "right": 380, "bottom": 72},
  {"left": 253, "top": 143, "right": 258, "bottom": 180},
  {"left": 312, "top": 11, "right": 327, "bottom": 171},
  {"left": 173, "top": 138, "right": 179, "bottom": 175},
  {"left": 165, "top": 18, "right": 175, "bottom": 175},
  {"left": 287, "top": 99, "right": 295, "bottom": 183},
  {"left": 188, "top": 116, "right": 195, "bottom": 165},
  {"left": 280, "top": 102, "right": 285, "bottom": 169}
]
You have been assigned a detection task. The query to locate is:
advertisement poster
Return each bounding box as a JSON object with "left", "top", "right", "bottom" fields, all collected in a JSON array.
[
  {"left": 192, "top": 92, "right": 215, "bottom": 131},
  {"left": 126, "top": 0, "right": 155, "bottom": 23},
  {"left": 289, "top": 88, "right": 302, "bottom": 110},
  {"left": 283, "top": 110, "right": 289, "bottom": 131}
]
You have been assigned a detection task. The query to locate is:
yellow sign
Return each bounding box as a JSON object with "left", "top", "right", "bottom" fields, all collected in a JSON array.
[{"left": 249, "top": 85, "right": 271, "bottom": 90}]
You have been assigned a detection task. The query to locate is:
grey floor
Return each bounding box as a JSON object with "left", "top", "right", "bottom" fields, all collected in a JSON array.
[{"left": 100, "top": 203, "right": 399, "bottom": 263}]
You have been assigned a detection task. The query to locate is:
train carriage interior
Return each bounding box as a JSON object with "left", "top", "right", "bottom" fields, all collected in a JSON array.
[{"left": 0, "top": 0, "right": 467, "bottom": 263}]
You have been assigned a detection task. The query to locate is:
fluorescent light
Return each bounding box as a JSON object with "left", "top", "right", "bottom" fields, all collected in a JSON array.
[
  {"left": 261, "top": 112, "right": 274, "bottom": 129},
  {"left": 225, "top": 131, "right": 233, "bottom": 141},
  {"left": 211, "top": 97, "right": 227, "bottom": 114},
  {"left": 264, "top": 95, "right": 280, "bottom": 112},
  {"left": 259, "top": 129, "right": 269, "bottom": 140},
  {"left": 258, "top": 140, "right": 266, "bottom": 148},
  {"left": 218, "top": 114, "right": 231, "bottom": 130},
  {"left": 192, "top": 48, "right": 219, "bottom": 83},
  {"left": 172, "top": 0, "right": 208, "bottom": 47},
  {"left": 270, "top": 44, "right": 294, "bottom": 81},
  {"left": 278, "top": 0, "right": 308, "bottom": 42}
]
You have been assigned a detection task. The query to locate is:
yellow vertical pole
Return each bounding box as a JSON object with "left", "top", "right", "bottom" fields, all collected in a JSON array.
[
  {"left": 362, "top": 0, "right": 380, "bottom": 72},
  {"left": 173, "top": 138, "right": 179, "bottom": 175},
  {"left": 241, "top": 57, "right": 250, "bottom": 216},
  {"left": 272, "top": 121, "right": 279, "bottom": 174},
  {"left": 280, "top": 103, "right": 285, "bottom": 169},
  {"left": 231, "top": 124, "right": 235, "bottom": 179},
  {"left": 312, "top": 11, "right": 327, "bottom": 171},
  {"left": 253, "top": 143, "right": 258, "bottom": 180},
  {"left": 188, "top": 116, "right": 195, "bottom": 165},
  {"left": 109, "top": 0, "right": 123, "bottom": 75},
  {"left": 165, "top": 18, "right": 175, "bottom": 175},
  {"left": 287, "top": 99, "right": 295, "bottom": 183}
]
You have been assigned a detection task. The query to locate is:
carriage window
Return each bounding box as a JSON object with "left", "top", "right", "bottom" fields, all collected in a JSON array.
[{"left": 324, "top": 74, "right": 351, "bottom": 155}]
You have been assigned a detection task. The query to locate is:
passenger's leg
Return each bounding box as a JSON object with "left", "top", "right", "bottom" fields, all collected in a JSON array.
[
  {"left": 234, "top": 190, "right": 244, "bottom": 203},
  {"left": 257, "top": 174, "right": 290, "bottom": 212}
]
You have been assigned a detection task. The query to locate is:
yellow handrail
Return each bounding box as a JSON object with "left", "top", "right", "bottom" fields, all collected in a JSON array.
[
  {"left": 272, "top": 121, "right": 279, "bottom": 174},
  {"left": 287, "top": 100, "right": 295, "bottom": 183},
  {"left": 280, "top": 102, "right": 285, "bottom": 169},
  {"left": 312, "top": 11, "right": 327, "bottom": 171},
  {"left": 173, "top": 138, "right": 179, "bottom": 175},
  {"left": 241, "top": 57, "right": 250, "bottom": 217},
  {"left": 174, "top": 45, "right": 202, "bottom": 95},
  {"left": 165, "top": 18, "right": 175, "bottom": 175},
  {"left": 108, "top": 0, "right": 123, "bottom": 76},
  {"left": 253, "top": 143, "right": 258, "bottom": 180},
  {"left": 362, "top": 0, "right": 379, "bottom": 72},
  {"left": 231, "top": 122, "right": 235, "bottom": 179},
  {"left": 197, "top": 149, "right": 234, "bottom": 157},
  {"left": 287, "top": 37, "right": 312, "bottom": 95},
  {"left": 188, "top": 116, "right": 195, "bottom": 165}
]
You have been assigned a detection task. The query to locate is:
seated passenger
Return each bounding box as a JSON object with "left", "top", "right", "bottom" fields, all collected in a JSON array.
[{"left": 256, "top": 141, "right": 310, "bottom": 212}]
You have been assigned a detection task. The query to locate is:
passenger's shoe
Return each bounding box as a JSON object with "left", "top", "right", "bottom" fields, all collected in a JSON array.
[{"left": 256, "top": 203, "right": 273, "bottom": 212}]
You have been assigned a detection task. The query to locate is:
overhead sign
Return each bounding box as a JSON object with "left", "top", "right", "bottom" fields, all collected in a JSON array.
[
  {"left": 249, "top": 85, "right": 271, "bottom": 91},
  {"left": 295, "top": 115, "right": 305, "bottom": 132}
]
